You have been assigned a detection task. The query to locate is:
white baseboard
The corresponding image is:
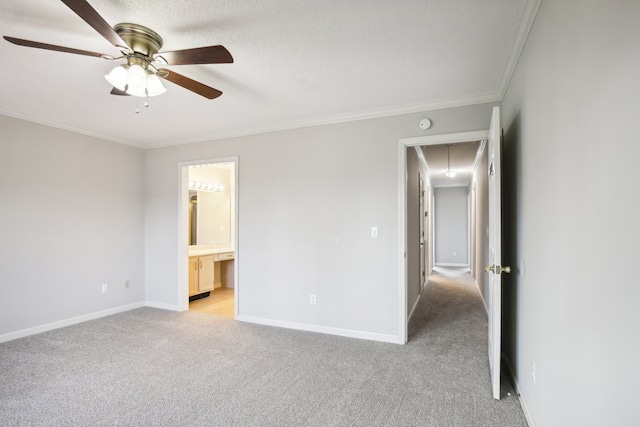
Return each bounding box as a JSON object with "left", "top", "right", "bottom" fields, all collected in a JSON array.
[
  {"left": 236, "top": 315, "right": 404, "bottom": 344},
  {"left": 435, "top": 263, "right": 469, "bottom": 268},
  {"left": 503, "top": 357, "right": 537, "bottom": 427},
  {"left": 518, "top": 387, "right": 537, "bottom": 427},
  {"left": 144, "top": 300, "right": 182, "bottom": 311},
  {"left": 408, "top": 293, "right": 422, "bottom": 322},
  {"left": 0, "top": 301, "right": 145, "bottom": 344},
  {"left": 475, "top": 279, "right": 489, "bottom": 315}
]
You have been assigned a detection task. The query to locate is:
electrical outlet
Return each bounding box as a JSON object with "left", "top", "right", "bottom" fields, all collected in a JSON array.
[
  {"left": 531, "top": 361, "right": 537, "bottom": 384},
  {"left": 125, "top": 280, "right": 130, "bottom": 289},
  {"left": 310, "top": 294, "right": 316, "bottom": 305},
  {"left": 101, "top": 283, "right": 108, "bottom": 294}
]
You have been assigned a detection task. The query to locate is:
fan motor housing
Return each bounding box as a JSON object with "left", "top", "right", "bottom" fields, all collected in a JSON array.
[{"left": 114, "top": 23, "right": 163, "bottom": 56}]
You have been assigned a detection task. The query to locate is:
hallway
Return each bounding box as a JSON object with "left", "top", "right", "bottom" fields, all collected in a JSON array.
[
  {"left": 409, "top": 266, "right": 485, "bottom": 340},
  {"left": 406, "top": 266, "right": 525, "bottom": 424}
]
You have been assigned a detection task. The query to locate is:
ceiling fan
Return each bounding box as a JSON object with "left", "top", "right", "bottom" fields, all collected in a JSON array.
[{"left": 3, "top": 0, "right": 233, "bottom": 100}]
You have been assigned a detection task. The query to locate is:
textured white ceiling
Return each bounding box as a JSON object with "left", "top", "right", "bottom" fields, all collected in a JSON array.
[{"left": 0, "top": 0, "right": 532, "bottom": 147}]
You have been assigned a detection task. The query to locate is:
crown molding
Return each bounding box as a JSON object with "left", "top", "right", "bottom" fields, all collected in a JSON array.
[
  {"left": 1, "top": 0, "right": 542, "bottom": 151},
  {"left": 144, "top": 92, "right": 502, "bottom": 149},
  {"left": 498, "top": 0, "right": 543, "bottom": 98},
  {"left": 0, "top": 108, "right": 144, "bottom": 149}
]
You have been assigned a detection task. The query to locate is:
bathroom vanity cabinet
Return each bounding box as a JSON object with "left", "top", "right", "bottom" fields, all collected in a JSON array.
[{"left": 188, "top": 251, "right": 235, "bottom": 297}]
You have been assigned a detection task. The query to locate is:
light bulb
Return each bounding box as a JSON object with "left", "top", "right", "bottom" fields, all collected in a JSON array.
[{"left": 445, "top": 170, "right": 457, "bottom": 178}]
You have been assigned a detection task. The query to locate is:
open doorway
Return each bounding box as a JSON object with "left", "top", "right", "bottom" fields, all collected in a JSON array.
[
  {"left": 178, "top": 158, "right": 238, "bottom": 318},
  {"left": 398, "top": 130, "right": 488, "bottom": 343}
]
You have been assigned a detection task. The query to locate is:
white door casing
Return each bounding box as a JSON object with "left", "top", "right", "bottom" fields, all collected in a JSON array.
[{"left": 398, "top": 129, "right": 490, "bottom": 344}]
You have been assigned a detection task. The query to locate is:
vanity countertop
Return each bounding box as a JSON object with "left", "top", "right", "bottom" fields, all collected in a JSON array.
[{"left": 188, "top": 247, "right": 234, "bottom": 257}]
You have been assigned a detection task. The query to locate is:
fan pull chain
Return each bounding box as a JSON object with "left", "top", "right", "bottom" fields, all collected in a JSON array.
[{"left": 134, "top": 98, "right": 140, "bottom": 114}]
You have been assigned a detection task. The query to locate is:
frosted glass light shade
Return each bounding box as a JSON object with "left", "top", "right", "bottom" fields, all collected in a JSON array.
[
  {"left": 104, "top": 65, "right": 128, "bottom": 90},
  {"left": 105, "top": 63, "right": 167, "bottom": 98},
  {"left": 126, "top": 64, "right": 146, "bottom": 90},
  {"left": 146, "top": 73, "right": 166, "bottom": 97},
  {"left": 125, "top": 86, "right": 147, "bottom": 97},
  {"left": 445, "top": 170, "right": 457, "bottom": 178}
]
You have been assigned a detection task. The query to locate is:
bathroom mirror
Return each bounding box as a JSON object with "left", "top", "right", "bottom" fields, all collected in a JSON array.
[
  {"left": 190, "top": 192, "right": 231, "bottom": 245},
  {"left": 188, "top": 162, "right": 234, "bottom": 248}
]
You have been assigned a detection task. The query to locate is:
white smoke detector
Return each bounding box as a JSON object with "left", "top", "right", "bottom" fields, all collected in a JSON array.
[{"left": 419, "top": 118, "right": 432, "bottom": 130}]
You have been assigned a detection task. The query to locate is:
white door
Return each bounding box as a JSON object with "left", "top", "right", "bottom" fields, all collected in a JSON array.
[{"left": 487, "top": 105, "right": 509, "bottom": 400}]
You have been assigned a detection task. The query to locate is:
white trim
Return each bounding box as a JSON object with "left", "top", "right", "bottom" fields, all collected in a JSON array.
[
  {"left": 399, "top": 130, "right": 489, "bottom": 347},
  {"left": 435, "top": 263, "right": 469, "bottom": 268},
  {"left": 145, "top": 300, "right": 181, "bottom": 311},
  {"left": 398, "top": 142, "right": 408, "bottom": 344},
  {"left": 518, "top": 386, "right": 537, "bottom": 427},
  {"left": 474, "top": 279, "right": 489, "bottom": 315},
  {"left": 400, "top": 130, "right": 489, "bottom": 147},
  {"left": 3, "top": 93, "right": 501, "bottom": 149},
  {"left": 0, "top": 0, "right": 541, "bottom": 153},
  {"left": 0, "top": 302, "right": 145, "bottom": 344},
  {"left": 232, "top": 160, "right": 240, "bottom": 319},
  {"left": 471, "top": 139, "right": 488, "bottom": 181},
  {"left": 407, "top": 293, "right": 422, "bottom": 323},
  {"left": 498, "top": 0, "right": 543, "bottom": 99},
  {"left": 145, "top": 94, "right": 501, "bottom": 149},
  {"left": 236, "top": 315, "right": 404, "bottom": 345},
  {"left": 415, "top": 146, "right": 430, "bottom": 174},
  {"left": 0, "top": 108, "right": 144, "bottom": 148},
  {"left": 504, "top": 358, "right": 537, "bottom": 427},
  {"left": 177, "top": 157, "right": 239, "bottom": 315}
]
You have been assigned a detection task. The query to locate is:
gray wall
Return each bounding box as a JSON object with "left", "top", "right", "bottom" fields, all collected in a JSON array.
[
  {"left": 0, "top": 115, "right": 145, "bottom": 337},
  {"left": 434, "top": 187, "right": 468, "bottom": 266},
  {"left": 0, "top": 101, "right": 496, "bottom": 342},
  {"left": 501, "top": 1, "right": 640, "bottom": 425},
  {"left": 144, "top": 103, "right": 498, "bottom": 342}
]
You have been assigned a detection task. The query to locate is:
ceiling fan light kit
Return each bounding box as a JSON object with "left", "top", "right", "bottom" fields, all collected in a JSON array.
[
  {"left": 3, "top": 0, "right": 233, "bottom": 108},
  {"left": 104, "top": 61, "right": 167, "bottom": 97},
  {"left": 103, "top": 23, "right": 167, "bottom": 98}
]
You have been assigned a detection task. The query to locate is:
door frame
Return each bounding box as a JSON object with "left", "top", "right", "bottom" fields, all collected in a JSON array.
[
  {"left": 177, "top": 156, "right": 239, "bottom": 315},
  {"left": 397, "top": 131, "right": 488, "bottom": 343}
]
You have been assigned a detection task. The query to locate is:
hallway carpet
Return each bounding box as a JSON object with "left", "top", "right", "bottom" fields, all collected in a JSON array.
[{"left": 0, "top": 268, "right": 526, "bottom": 426}]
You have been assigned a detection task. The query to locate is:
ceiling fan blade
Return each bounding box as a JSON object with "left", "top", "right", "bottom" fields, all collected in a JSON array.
[
  {"left": 4, "top": 36, "right": 114, "bottom": 59},
  {"left": 61, "top": 0, "right": 129, "bottom": 50},
  {"left": 157, "top": 45, "right": 233, "bottom": 65},
  {"left": 110, "top": 87, "right": 130, "bottom": 96},
  {"left": 158, "top": 69, "right": 222, "bottom": 99}
]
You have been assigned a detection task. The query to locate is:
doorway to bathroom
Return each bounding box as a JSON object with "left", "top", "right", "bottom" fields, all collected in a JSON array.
[{"left": 178, "top": 157, "right": 238, "bottom": 319}]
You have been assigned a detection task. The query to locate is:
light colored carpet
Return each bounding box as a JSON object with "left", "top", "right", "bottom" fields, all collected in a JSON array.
[{"left": 0, "top": 268, "right": 526, "bottom": 426}]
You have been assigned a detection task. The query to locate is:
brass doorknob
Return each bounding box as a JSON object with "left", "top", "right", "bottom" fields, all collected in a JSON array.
[{"left": 485, "top": 265, "right": 512, "bottom": 274}]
